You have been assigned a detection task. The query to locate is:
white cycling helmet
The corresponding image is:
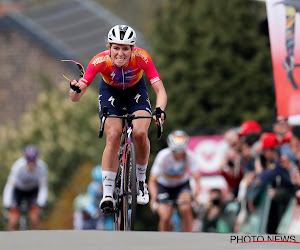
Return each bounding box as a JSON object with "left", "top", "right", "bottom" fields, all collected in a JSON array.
[
  {"left": 167, "top": 130, "right": 189, "bottom": 152},
  {"left": 107, "top": 25, "right": 136, "bottom": 45}
]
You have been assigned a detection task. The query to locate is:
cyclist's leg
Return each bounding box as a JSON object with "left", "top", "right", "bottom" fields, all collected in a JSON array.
[
  {"left": 8, "top": 187, "right": 21, "bottom": 231},
  {"left": 100, "top": 118, "right": 122, "bottom": 210},
  {"left": 157, "top": 184, "right": 174, "bottom": 231},
  {"left": 28, "top": 187, "right": 40, "bottom": 230},
  {"left": 177, "top": 192, "right": 193, "bottom": 232},
  {"left": 8, "top": 208, "right": 20, "bottom": 231},
  {"left": 132, "top": 110, "right": 151, "bottom": 166},
  {"left": 102, "top": 118, "right": 123, "bottom": 173},
  {"left": 177, "top": 182, "right": 193, "bottom": 232},
  {"left": 29, "top": 205, "right": 40, "bottom": 230},
  {"left": 129, "top": 77, "right": 151, "bottom": 170},
  {"left": 132, "top": 111, "right": 151, "bottom": 205},
  {"left": 99, "top": 80, "right": 123, "bottom": 211},
  {"left": 157, "top": 203, "right": 173, "bottom": 231},
  {"left": 127, "top": 77, "right": 152, "bottom": 205}
]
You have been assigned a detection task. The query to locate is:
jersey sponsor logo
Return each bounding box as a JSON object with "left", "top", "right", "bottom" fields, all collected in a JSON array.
[
  {"left": 127, "top": 127, "right": 133, "bottom": 139},
  {"left": 150, "top": 77, "right": 160, "bottom": 85},
  {"left": 124, "top": 68, "right": 139, "bottom": 74},
  {"left": 134, "top": 93, "right": 141, "bottom": 103},
  {"left": 132, "top": 51, "right": 149, "bottom": 64},
  {"left": 110, "top": 72, "right": 115, "bottom": 80},
  {"left": 146, "top": 107, "right": 152, "bottom": 114},
  {"left": 108, "top": 96, "right": 115, "bottom": 107},
  {"left": 103, "top": 176, "right": 115, "bottom": 182},
  {"left": 98, "top": 94, "right": 102, "bottom": 113},
  {"left": 92, "top": 55, "right": 109, "bottom": 66},
  {"left": 146, "top": 98, "right": 151, "bottom": 107},
  {"left": 125, "top": 75, "right": 137, "bottom": 80}
]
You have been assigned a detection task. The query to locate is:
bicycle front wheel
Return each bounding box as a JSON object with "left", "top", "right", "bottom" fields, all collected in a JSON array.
[
  {"left": 122, "top": 142, "right": 137, "bottom": 231},
  {"left": 113, "top": 165, "right": 122, "bottom": 231}
]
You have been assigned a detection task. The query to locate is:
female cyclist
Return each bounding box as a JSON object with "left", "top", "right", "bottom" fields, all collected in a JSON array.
[
  {"left": 69, "top": 25, "right": 167, "bottom": 212},
  {"left": 2, "top": 145, "right": 48, "bottom": 230},
  {"left": 148, "top": 130, "right": 201, "bottom": 232}
]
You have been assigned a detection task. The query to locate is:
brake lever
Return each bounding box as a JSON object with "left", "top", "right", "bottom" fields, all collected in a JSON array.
[
  {"left": 99, "top": 106, "right": 109, "bottom": 138},
  {"left": 155, "top": 107, "right": 163, "bottom": 140}
]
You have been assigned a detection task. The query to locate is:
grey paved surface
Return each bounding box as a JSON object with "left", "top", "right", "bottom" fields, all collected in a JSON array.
[{"left": 0, "top": 231, "right": 300, "bottom": 250}]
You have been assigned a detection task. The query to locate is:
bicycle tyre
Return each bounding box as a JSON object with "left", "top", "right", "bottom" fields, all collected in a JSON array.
[
  {"left": 113, "top": 163, "right": 122, "bottom": 231},
  {"left": 122, "top": 142, "right": 137, "bottom": 231}
]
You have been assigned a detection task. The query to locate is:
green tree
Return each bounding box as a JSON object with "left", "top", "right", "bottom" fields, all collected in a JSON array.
[{"left": 150, "top": 0, "right": 273, "bottom": 132}]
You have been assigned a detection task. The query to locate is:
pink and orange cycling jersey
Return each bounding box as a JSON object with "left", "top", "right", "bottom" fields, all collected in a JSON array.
[{"left": 81, "top": 47, "right": 161, "bottom": 89}]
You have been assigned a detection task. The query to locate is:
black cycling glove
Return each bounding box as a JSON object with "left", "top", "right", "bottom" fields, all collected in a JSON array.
[
  {"left": 70, "top": 82, "right": 81, "bottom": 93},
  {"left": 153, "top": 107, "right": 166, "bottom": 120}
]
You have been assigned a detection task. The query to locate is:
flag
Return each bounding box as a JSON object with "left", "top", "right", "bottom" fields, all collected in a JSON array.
[{"left": 266, "top": 0, "right": 300, "bottom": 118}]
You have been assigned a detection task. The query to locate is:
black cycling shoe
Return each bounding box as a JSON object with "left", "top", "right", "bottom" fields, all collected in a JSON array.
[{"left": 99, "top": 196, "right": 115, "bottom": 215}]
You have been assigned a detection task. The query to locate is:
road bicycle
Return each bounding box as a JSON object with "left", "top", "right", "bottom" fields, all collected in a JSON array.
[
  {"left": 99, "top": 106, "right": 163, "bottom": 231},
  {"left": 18, "top": 200, "right": 29, "bottom": 230}
]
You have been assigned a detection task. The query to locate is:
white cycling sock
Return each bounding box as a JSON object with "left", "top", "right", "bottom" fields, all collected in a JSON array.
[
  {"left": 136, "top": 164, "right": 147, "bottom": 182},
  {"left": 102, "top": 170, "right": 117, "bottom": 198}
]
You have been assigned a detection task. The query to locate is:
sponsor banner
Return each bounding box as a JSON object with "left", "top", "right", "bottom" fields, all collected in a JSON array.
[
  {"left": 188, "top": 135, "right": 227, "bottom": 175},
  {"left": 266, "top": 0, "right": 300, "bottom": 117}
]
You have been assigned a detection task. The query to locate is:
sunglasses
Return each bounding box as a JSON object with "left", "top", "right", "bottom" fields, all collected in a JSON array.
[{"left": 61, "top": 60, "right": 85, "bottom": 82}]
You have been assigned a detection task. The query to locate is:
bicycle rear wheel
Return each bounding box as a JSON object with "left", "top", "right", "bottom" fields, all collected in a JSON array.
[{"left": 122, "top": 142, "right": 137, "bottom": 231}]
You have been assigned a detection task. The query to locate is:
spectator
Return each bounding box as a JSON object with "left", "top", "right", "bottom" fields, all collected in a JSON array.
[
  {"left": 273, "top": 116, "right": 296, "bottom": 163},
  {"left": 244, "top": 133, "right": 294, "bottom": 233},
  {"left": 201, "top": 188, "right": 224, "bottom": 232}
]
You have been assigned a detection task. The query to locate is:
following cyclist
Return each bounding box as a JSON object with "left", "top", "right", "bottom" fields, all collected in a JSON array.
[
  {"left": 2, "top": 145, "right": 48, "bottom": 230},
  {"left": 69, "top": 25, "right": 167, "bottom": 213},
  {"left": 148, "top": 130, "right": 201, "bottom": 232},
  {"left": 73, "top": 165, "right": 113, "bottom": 230}
]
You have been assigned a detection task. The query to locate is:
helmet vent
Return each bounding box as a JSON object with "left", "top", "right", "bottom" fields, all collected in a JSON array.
[
  {"left": 120, "top": 31, "right": 125, "bottom": 40},
  {"left": 129, "top": 31, "right": 134, "bottom": 39}
]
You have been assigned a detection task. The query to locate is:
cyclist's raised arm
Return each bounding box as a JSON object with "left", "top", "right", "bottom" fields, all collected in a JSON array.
[
  {"left": 151, "top": 80, "right": 167, "bottom": 122},
  {"left": 69, "top": 54, "right": 104, "bottom": 102}
]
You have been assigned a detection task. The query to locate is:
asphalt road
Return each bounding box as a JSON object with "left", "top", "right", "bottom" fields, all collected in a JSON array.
[{"left": 0, "top": 230, "right": 300, "bottom": 250}]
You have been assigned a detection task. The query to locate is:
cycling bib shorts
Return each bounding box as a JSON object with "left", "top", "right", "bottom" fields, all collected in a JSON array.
[
  {"left": 98, "top": 76, "right": 152, "bottom": 116},
  {"left": 157, "top": 181, "right": 191, "bottom": 203}
]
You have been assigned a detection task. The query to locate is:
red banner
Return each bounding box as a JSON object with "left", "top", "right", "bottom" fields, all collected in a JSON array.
[{"left": 266, "top": 0, "right": 300, "bottom": 117}]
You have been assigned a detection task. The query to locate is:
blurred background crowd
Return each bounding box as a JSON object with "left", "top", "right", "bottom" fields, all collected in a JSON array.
[{"left": 0, "top": 0, "right": 299, "bottom": 233}]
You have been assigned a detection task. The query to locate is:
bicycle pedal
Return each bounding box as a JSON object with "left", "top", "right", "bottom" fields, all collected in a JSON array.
[{"left": 102, "top": 207, "right": 114, "bottom": 215}]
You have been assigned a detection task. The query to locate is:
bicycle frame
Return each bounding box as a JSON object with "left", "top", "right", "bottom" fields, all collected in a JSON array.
[{"left": 117, "top": 117, "right": 134, "bottom": 202}]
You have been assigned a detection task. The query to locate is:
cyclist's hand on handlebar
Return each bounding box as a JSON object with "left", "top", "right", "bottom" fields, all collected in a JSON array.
[
  {"left": 152, "top": 107, "right": 166, "bottom": 125},
  {"left": 2, "top": 208, "right": 9, "bottom": 219},
  {"left": 150, "top": 199, "right": 158, "bottom": 213}
]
